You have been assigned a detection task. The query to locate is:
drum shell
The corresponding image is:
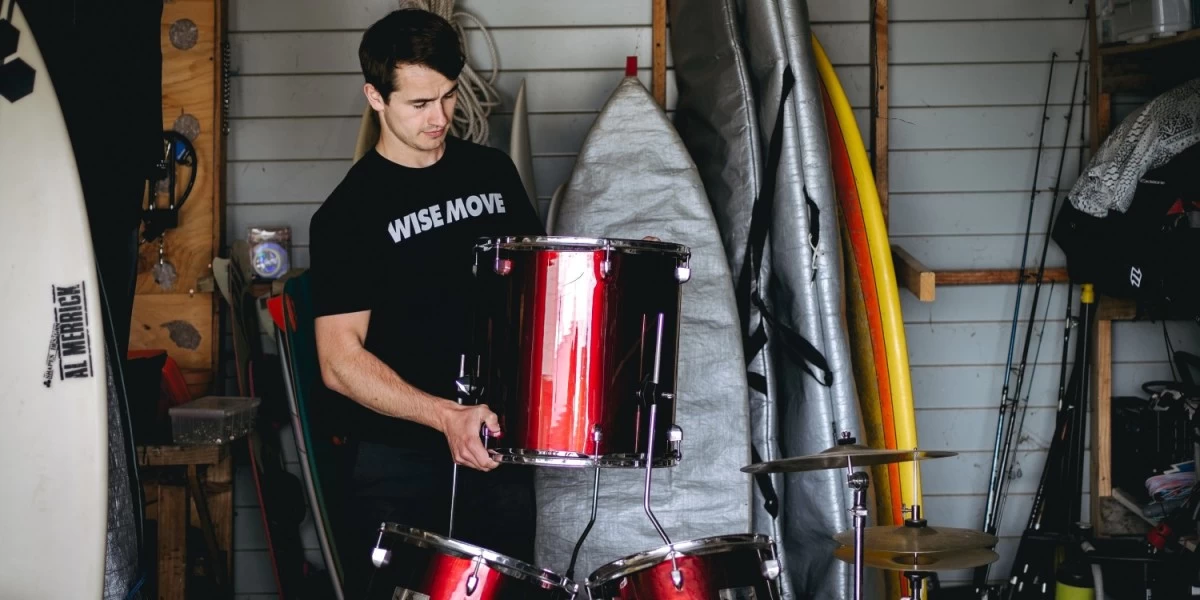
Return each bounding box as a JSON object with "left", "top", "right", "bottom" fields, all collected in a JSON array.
[
  {"left": 470, "top": 238, "right": 686, "bottom": 466},
  {"left": 586, "top": 535, "right": 781, "bottom": 600},
  {"left": 366, "top": 525, "right": 577, "bottom": 600}
]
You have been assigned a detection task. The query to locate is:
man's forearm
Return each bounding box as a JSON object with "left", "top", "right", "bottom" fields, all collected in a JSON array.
[{"left": 323, "top": 345, "right": 450, "bottom": 431}]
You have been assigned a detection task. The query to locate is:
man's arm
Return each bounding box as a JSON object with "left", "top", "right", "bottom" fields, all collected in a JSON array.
[{"left": 315, "top": 310, "right": 501, "bottom": 471}]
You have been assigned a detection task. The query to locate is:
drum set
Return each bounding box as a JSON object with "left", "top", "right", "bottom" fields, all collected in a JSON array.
[{"left": 362, "top": 236, "right": 1000, "bottom": 599}]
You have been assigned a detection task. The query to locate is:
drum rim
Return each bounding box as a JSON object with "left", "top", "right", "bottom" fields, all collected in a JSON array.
[
  {"left": 585, "top": 533, "right": 775, "bottom": 587},
  {"left": 475, "top": 235, "right": 689, "bottom": 256},
  {"left": 379, "top": 523, "right": 579, "bottom": 592}
]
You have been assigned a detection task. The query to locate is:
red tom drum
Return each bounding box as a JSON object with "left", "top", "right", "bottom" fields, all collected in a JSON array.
[
  {"left": 467, "top": 236, "right": 691, "bottom": 468},
  {"left": 365, "top": 524, "right": 578, "bottom": 599},
  {"left": 586, "top": 535, "right": 783, "bottom": 600}
]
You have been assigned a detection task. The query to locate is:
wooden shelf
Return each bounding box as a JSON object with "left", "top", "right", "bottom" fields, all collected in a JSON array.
[
  {"left": 891, "top": 245, "right": 1071, "bottom": 302},
  {"left": 1099, "top": 27, "right": 1200, "bottom": 57}
]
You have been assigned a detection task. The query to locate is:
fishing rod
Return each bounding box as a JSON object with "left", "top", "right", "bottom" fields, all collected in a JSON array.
[
  {"left": 979, "top": 53, "right": 1059, "bottom": 567},
  {"left": 979, "top": 16, "right": 1090, "bottom": 589},
  {"left": 994, "top": 283, "right": 1056, "bottom": 529}
]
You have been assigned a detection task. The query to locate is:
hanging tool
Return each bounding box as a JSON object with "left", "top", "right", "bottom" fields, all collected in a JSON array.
[{"left": 141, "top": 130, "right": 197, "bottom": 289}]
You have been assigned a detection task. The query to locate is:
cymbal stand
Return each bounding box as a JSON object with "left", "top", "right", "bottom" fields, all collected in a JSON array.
[
  {"left": 565, "top": 427, "right": 603, "bottom": 580},
  {"left": 903, "top": 571, "right": 933, "bottom": 600},
  {"left": 640, "top": 312, "right": 682, "bottom": 589},
  {"left": 846, "top": 453, "right": 869, "bottom": 600}
]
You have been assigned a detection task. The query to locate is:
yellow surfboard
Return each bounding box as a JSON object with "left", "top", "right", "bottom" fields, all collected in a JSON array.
[{"left": 813, "top": 29, "right": 924, "bottom": 546}]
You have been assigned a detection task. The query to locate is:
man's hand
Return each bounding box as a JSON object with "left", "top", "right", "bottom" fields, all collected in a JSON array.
[{"left": 439, "top": 402, "right": 502, "bottom": 471}]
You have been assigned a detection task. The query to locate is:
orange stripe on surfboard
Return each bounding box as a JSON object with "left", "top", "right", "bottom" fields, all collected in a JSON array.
[{"left": 819, "top": 83, "right": 904, "bottom": 524}]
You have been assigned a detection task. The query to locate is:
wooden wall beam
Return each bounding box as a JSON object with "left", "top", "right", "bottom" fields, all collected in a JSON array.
[
  {"left": 871, "top": 0, "right": 889, "bottom": 224},
  {"left": 130, "top": 0, "right": 223, "bottom": 398},
  {"left": 652, "top": 0, "right": 667, "bottom": 107}
]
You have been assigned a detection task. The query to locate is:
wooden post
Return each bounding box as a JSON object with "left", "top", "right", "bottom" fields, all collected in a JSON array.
[
  {"left": 130, "top": 0, "right": 224, "bottom": 399},
  {"left": 870, "top": 0, "right": 889, "bottom": 224},
  {"left": 652, "top": 0, "right": 667, "bottom": 107}
]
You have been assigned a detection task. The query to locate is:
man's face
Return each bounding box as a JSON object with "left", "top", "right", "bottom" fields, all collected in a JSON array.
[{"left": 368, "top": 63, "right": 458, "bottom": 159}]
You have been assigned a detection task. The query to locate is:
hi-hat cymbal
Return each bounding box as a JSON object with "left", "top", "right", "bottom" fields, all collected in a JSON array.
[
  {"left": 741, "top": 444, "right": 956, "bottom": 474},
  {"left": 833, "top": 522, "right": 997, "bottom": 554},
  {"left": 834, "top": 546, "right": 1000, "bottom": 572}
]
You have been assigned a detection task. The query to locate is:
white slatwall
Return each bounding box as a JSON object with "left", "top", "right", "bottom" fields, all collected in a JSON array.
[{"left": 222, "top": 0, "right": 1200, "bottom": 596}]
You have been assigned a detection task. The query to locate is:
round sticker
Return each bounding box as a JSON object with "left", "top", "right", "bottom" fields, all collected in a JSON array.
[{"left": 252, "top": 241, "right": 289, "bottom": 278}]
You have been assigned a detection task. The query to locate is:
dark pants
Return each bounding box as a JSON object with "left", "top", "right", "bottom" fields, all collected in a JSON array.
[{"left": 341, "top": 442, "right": 536, "bottom": 599}]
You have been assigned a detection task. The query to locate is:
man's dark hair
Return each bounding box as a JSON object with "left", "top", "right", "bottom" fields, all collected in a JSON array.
[{"left": 359, "top": 9, "right": 466, "bottom": 100}]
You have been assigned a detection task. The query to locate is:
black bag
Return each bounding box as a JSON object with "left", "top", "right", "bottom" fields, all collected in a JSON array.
[{"left": 1053, "top": 143, "right": 1200, "bottom": 317}]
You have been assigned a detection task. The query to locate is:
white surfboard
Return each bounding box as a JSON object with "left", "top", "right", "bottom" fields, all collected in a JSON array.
[
  {"left": 0, "top": 3, "right": 109, "bottom": 598},
  {"left": 509, "top": 78, "right": 538, "bottom": 215}
]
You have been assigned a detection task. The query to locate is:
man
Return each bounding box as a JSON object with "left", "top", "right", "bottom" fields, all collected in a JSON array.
[{"left": 307, "top": 8, "right": 543, "bottom": 596}]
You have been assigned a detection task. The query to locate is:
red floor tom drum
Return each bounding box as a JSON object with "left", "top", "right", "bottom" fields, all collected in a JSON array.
[{"left": 468, "top": 236, "right": 691, "bottom": 468}]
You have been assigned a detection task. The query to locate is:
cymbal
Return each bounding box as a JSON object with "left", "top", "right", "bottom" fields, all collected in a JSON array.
[
  {"left": 833, "top": 522, "right": 998, "bottom": 554},
  {"left": 740, "top": 444, "right": 956, "bottom": 474},
  {"left": 834, "top": 546, "right": 1000, "bottom": 572}
]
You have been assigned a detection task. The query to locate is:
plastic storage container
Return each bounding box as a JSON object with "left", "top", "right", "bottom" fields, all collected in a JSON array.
[
  {"left": 169, "top": 396, "right": 261, "bottom": 445},
  {"left": 1111, "top": 0, "right": 1192, "bottom": 43}
]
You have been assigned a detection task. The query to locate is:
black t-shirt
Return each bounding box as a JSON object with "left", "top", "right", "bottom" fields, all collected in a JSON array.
[{"left": 308, "top": 136, "right": 545, "bottom": 452}]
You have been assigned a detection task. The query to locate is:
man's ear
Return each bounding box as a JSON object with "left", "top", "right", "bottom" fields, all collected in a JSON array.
[{"left": 364, "top": 83, "right": 387, "bottom": 112}]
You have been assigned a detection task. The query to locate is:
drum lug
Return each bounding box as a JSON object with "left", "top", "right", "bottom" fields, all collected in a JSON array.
[
  {"left": 761, "top": 558, "right": 782, "bottom": 580},
  {"left": 493, "top": 245, "right": 513, "bottom": 276},
  {"left": 668, "top": 425, "right": 683, "bottom": 456},
  {"left": 371, "top": 547, "right": 391, "bottom": 569},
  {"left": 600, "top": 247, "right": 613, "bottom": 280},
  {"left": 675, "top": 255, "right": 691, "bottom": 284}
]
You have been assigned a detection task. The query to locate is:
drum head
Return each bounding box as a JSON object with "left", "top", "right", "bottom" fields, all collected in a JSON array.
[
  {"left": 586, "top": 534, "right": 774, "bottom": 587},
  {"left": 377, "top": 524, "right": 577, "bottom": 593},
  {"left": 476, "top": 235, "right": 689, "bottom": 257}
]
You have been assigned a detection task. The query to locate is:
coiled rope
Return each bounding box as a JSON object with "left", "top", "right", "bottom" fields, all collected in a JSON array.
[{"left": 401, "top": 0, "right": 501, "bottom": 144}]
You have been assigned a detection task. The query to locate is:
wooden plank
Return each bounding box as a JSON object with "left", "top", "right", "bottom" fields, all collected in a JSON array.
[
  {"left": 889, "top": 235, "right": 1067, "bottom": 271},
  {"left": 229, "top": 28, "right": 671, "bottom": 74},
  {"left": 935, "top": 267, "right": 1070, "bottom": 286},
  {"left": 230, "top": 0, "right": 657, "bottom": 31},
  {"left": 137, "top": 444, "right": 226, "bottom": 466},
  {"left": 901, "top": 282, "right": 1071, "bottom": 324},
  {"left": 1092, "top": 316, "right": 1113, "bottom": 500},
  {"left": 213, "top": 0, "right": 226, "bottom": 385},
  {"left": 140, "top": 0, "right": 219, "bottom": 295},
  {"left": 892, "top": 244, "right": 935, "bottom": 302},
  {"left": 890, "top": 20, "right": 1089, "bottom": 64},
  {"left": 871, "top": 0, "right": 889, "bottom": 223},
  {"left": 903, "top": 320, "right": 1198, "bottom": 367},
  {"left": 1099, "top": 27, "right": 1200, "bottom": 57},
  {"left": 890, "top": 0, "right": 1086, "bottom": 21},
  {"left": 889, "top": 106, "right": 1082, "bottom": 150},
  {"left": 130, "top": 292, "right": 216, "bottom": 378},
  {"left": 652, "top": 0, "right": 666, "bottom": 108},
  {"left": 188, "top": 465, "right": 228, "bottom": 592},
  {"left": 228, "top": 24, "right": 864, "bottom": 74},
  {"left": 889, "top": 192, "right": 1058, "bottom": 236},
  {"left": 228, "top": 63, "right": 1100, "bottom": 116},
  {"left": 917, "top": 407, "right": 1060, "bottom": 451},
  {"left": 229, "top": 69, "right": 683, "bottom": 117},
  {"left": 157, "top": 484, "right": 188, "bottom": 600},
  {"left": 890, "top": 148, "right": 1083, "bottom": 193},
  {"left": 911, "top": 363, "right": 1176, "bottom": 409},
  {"left": 229, "top": 0, "right": 867, "bottom": 32}
]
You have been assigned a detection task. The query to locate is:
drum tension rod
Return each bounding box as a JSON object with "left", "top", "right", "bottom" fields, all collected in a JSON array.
[{"left": 638, "top": 313, "right": 683, "bottom": 590}]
